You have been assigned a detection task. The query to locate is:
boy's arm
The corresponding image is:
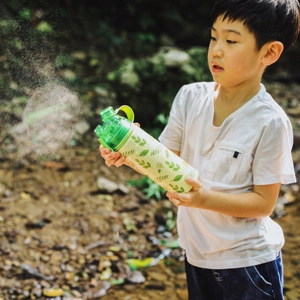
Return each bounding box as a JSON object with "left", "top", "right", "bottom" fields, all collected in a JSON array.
[
  {"left": 167, "top": 178, "right": 281, "bottom": 219},
  {"left": 100, "top": 145, "right": 279, "bottom": 218},
  {"left": 99, "top": 145, "right": 143, "bottom": 173}
]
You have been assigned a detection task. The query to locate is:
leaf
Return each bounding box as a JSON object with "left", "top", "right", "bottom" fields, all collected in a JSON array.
[
  {"left": 172, "top": 175, "right": 183, "bottom": 182},
  {"left": 138, "top": 149, "right": 149, "bottom": 157},
  {"left": 123, "top": 217, "right": 137, "bottom": 232},
  {"left": 144, "top": 162, "right": 151, "bottom": 168},
  {"left": 173, "top": 164, "right": 180, "bottom": 171},
  {"left": 166, "top": 218, "right": 176, "bottom": 231},
  {"left": 100, "top": 268, "right": 112, "bottom": 280},
  {"left": 43, "top": 161, "right": 67, "bottom": 170},
  {"left": 36, "top": 21, "right": 53, "bottom": 33},
  {"left": 165, "top": 150, "right": 170, "bottom": 158},
  {"left": 43, "top": 288, "right": 64, "bottom": 297},
  {"left": 167, "top": 210, "right": 173, "bottom": 219},
  {"left": 139, "top": 139, "right": 146, "bottom": 146},
  {"left": 110, "top": 278, "right": 125, "bottom": 285},
  {"left": 160, "top": 240, "right": 178, "bottom": 248},
  {"left": 126, "top": 258, "right": 154, "bottom": 270}
]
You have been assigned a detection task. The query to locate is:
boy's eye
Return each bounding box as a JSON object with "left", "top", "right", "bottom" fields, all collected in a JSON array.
[
  {"left": 226, "top": 40, "right": 236, "bottom": 44},
  {"left": 210, "top": 36, "right": 217, "bottom": 41}
]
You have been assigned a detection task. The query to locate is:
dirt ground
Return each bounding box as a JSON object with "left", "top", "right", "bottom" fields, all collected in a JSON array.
[{"left": 1, "top": 82, "right": 300, "bottom": 299}]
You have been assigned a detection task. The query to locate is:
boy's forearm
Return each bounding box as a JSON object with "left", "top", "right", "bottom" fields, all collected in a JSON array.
[{"left": 199, "top": 185, "right": 279, "bottom": 218}]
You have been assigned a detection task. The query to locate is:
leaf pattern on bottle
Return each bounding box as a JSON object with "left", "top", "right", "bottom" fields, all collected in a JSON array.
[
  {"left": 138, "top": 149, "right": 149, "bottom": 157},
  {"left": 135, "top": 159, "right": 151, "bottom": 169},
  {"left": 172, "top": 175, "right": 183, "bottom": 182},
  {"left": 155, "top": 175, "right": 169, "bottom": 182},
  {"left": 165, "top": 161, "right": 180, "bottom": 171},
  {"left": 131, "top": 135, "right": 146, "bottom": 146},
  {"left": 173, "top": 164, "right": 180, "bottom": 171},
  {"left": 169, "top": 184, "right": 185, "bottom": 193},
  {"left": 187, "top": 170, "right": 197, "bottom": 178},
  {"left": 122, "top": 149, "right": 135, "bottom": 157},
  {"left": 139, "top": 139, "right": 146, "bottom": 146},
  {"left": 165, "top": 149, "right": 170, "bottom": 159},
  {"left": 151, "top": 146, "right": 161, "bottom": 156}
]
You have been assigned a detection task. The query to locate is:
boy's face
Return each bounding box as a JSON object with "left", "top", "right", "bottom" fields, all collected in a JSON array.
[{"left": 208, "top": 16, "right": 265, "bottom": 88}]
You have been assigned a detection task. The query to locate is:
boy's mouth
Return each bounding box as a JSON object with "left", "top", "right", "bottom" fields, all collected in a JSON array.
[
  {"left": 211, "top": 63, "right": 224, "bottom": 72},
  {"left": 212, "top": 63, "right": 223, "bottom": 69}
]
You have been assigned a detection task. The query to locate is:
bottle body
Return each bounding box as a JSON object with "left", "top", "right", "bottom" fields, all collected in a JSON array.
[
  {"left": 118, "top": 125, "right": 198, "bottom": 193},
  {"left": 95, "top": 105, "right": 198, "bottom": 193}
]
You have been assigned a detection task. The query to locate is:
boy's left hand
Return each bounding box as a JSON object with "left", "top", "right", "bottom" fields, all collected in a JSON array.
[{"left": 166, "top": 177, "right": 203, "bottom": 208}]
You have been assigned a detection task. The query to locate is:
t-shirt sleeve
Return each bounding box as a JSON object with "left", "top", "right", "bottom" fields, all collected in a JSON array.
[
  {"left": 158, "top": 86, "right": 186, "bottom": 151},
  {"left": 252, "top": 117, "right": 296, "bottom": 185}
]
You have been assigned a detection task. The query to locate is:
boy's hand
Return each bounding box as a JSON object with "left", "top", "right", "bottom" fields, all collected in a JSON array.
[
  {"left": 99, "top": 145, "right": 127, "bottom": 167},
  {"left": 166, "top": 177, "right": 203, "bottom": 208},
  {"left": 99, "top": 122, "right": 140, "bottom": 168}
]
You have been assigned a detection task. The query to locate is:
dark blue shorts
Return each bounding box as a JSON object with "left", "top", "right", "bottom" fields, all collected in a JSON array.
[{"left": 185, "top": 253, "right": 283, "bottom": 300}]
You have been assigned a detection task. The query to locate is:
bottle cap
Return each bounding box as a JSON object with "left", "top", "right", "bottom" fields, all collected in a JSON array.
[{"left": 95, "top": 106, "right": 134, "bottom": 151}]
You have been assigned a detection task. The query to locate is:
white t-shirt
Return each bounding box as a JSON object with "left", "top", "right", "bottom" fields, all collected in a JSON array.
[{"left": 159, "top": 82, "right": 296, "bottom": 269}]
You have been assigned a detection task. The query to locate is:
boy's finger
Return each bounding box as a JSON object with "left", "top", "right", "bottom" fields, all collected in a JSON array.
[{"left": 186, "top": 177, "right": 201, "bottom": 190}]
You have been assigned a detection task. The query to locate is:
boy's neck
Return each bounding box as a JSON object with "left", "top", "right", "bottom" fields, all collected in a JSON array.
[
  {"left": 215, "top": 80, "right": 261, "bottom": 106},
  {"left": 213, "top": 81, "right": 261, "bottom": 127}
]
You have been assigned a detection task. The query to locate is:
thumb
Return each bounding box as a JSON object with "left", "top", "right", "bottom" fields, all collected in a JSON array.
[{"left": 186, "top": 177, "right": 201, "bottom": 191}]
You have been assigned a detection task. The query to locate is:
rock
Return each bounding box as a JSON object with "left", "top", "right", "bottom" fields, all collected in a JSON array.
[
  {"left": 147, "top": 271, "right": 168, "bottom": 282},
  {"left": 21, "top": 264, "right": 55, "bottom": 281},
  {"left": 163, "top": 49, "right": 190, "bottom": 67},
  {"left": 96, "top": 177, "right": 130, "bottom": 194},
  {"left": 97, "top": 177, "right": 119, "bottom": 193},
  {"left": 84, "top": 281, "right": 111, "bottom": 299},
  {"left": 126, "top": 270, "right": 145, "bottom": 284}
]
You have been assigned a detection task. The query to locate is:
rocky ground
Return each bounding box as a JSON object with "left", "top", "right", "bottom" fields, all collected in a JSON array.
[{"left": 0, "top": 82, "right": 300, "bottom": 299}]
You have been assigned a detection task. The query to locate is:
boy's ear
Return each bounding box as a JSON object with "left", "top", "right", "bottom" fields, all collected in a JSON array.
[{"left": 261, "top": 41, "right": 284, "bottom": 66}]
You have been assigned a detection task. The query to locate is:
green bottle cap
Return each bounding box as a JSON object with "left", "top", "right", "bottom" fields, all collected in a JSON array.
[{"left": 94, "top": 106, "right": 134, "bottom": 151}]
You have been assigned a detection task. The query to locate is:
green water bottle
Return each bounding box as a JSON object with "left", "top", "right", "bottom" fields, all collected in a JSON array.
[{"left": 95, "top": 105, "right": 198, "bottom": 193}]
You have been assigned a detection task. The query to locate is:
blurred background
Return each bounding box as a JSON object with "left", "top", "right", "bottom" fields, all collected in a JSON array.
[
  {"left": 0, "top": 1, "right": 300, "bottom": 299},
  {"left": 1, "top": 0, "right": 299, "bottom": 134}
]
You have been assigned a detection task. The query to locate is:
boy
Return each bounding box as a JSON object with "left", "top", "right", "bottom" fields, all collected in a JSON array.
[{"left": 100, "top": 0, "right": 300, "bottom": 298}]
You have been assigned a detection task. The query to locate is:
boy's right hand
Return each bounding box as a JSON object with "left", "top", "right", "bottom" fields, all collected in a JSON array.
[{"left": 99, "top": 145, "right": 127, "bottom": 167}]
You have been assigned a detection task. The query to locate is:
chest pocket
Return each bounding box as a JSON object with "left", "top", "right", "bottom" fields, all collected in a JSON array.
[{"left": 205, "top": 140, "right": 251, "bottom": 186}]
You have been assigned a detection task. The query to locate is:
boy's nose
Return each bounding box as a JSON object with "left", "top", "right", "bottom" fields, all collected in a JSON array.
[
  {"left": 211, "top": 42, "right": 223, "bottom": 58},
  {"left": 212, "top": 47, "right": 223, "bottom": 58}
]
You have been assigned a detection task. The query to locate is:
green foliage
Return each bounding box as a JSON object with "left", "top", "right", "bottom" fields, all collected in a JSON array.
[
  {"left": 165, "top": 210, "right": 176, "bottom": 231},
  {"left": 107, "top": 47, "right": 211, "bottom": 128},
  {"left": 128, "top": 176, "right": 166, "bottom": 200},
  {"left": 19, "top": 8, "right": 31, "bottom": 20},
  {"left": 54, "top": 54, "right": 75, "bottom": 68}
]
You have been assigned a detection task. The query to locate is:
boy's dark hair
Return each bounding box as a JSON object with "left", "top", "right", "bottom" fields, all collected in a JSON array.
[{"left": 211, "top": 0, "right": 300, "bottom": 51}]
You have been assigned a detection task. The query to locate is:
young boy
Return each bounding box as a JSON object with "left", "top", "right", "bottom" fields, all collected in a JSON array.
[{"left": 100, "top": 0, "right": 300, "bottom": 298}]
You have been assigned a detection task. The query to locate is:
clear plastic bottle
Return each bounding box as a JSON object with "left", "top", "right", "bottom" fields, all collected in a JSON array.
[{"left": 95, "top": 105, "right": 198, "bottom": 193}]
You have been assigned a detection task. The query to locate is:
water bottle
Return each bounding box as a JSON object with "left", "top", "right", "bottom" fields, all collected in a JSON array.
[{"left": 94, "top": 105, "right": 198, "bottom": 193}]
